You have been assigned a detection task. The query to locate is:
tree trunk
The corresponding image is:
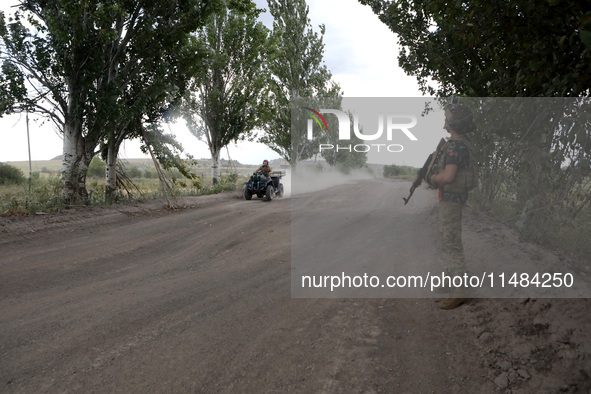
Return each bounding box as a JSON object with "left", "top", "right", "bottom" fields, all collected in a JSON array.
[
  {"left": 105, "top": 140, "right": 118, "bottom": 203},
  {"left": 61, "top": 81, "right": 94, "bottom": 205},
  {"left": 61, "top": 121, "right": 91, "bottom": 205},
  {"left": 211, "top": 149, "right": 221, "bottom": 185}
]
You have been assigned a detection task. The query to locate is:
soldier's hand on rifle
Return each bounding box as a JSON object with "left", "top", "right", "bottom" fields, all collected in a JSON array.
[
  {"left": 404, "top": 137, "right": 446, "bottom": 206},
  {"left": 428, "top": 174, "right": 439, "bottom": 188},
  {"left": 412, "top": 173, "right": 422, "bottom": 187}
]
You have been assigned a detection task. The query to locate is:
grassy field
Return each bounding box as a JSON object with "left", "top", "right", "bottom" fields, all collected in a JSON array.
[
  {"left": 1, "top": 157, "right": 268, "bottom": 215},
  {"left": 1, "top": 157, "right": 384, "bottom": 213},
  {"left": 5, "top": 158, "right": 264, "bottom": 177},
  {"left": 6, "top": 159, "right": 62, "bottom": 176}
]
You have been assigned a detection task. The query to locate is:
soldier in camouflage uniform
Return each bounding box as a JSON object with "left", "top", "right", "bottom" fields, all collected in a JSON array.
[{"left": 428, "top": 104, "right": 477, "bottom": 310}]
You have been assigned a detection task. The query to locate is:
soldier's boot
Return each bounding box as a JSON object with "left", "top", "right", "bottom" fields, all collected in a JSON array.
[
  {"left": 438, "top": 297, "right": 471, "bottom": 309},
  {"left": 437, "top": 288, "right": 471, "bottom": 310}
]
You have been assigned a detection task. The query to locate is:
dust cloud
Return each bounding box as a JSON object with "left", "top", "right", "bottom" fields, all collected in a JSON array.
[{"left": 282, "top": 164, "right": 376, "bottom": 197}]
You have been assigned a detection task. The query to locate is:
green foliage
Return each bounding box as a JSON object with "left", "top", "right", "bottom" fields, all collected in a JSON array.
[
  {"left": 383, "top": 164, "right": 416, "bottom": 179},
  {"left": 261, "top": 0, "right": 342, "bottom": 166},
  {"left": 168, "top": 171, "right": 238, "bottom": 196},
  {"left": 0, "top": 162, "right": 248, "bottom": 215},
  {"left": 0, "top": 54, "right": 27, "bottom": 115},
  {"left": 0, "top": 163, "right": 25, "bottom": 185},
  {"left": 144, "top": 168, "right": 157, "bottom": 179},
  {"left": 87, "top": 157, "right": 106, "bottom": 178},
  {"left": 141, "top": 124, "right": 200, "bottom": 185},
  {"left": 126, "top": 166, "right": 142, "bottom": 179},
  {"left": 1, "top": 0, "right": 245, "bottom": 203},
  {"left": 0, "top": 175, "right": 63, "bottom": 214},
  {"left": 183, "top": 4, "right": 273, "bottom": 184},
  {"left": 356, "top": 0, "right": 591, "bottom": 261},
  {"left": 456, "top": 97, "right": 591, "bottom": 262},
  {"left": 359, "top": 0, "right": 591, "bottom": 97}
]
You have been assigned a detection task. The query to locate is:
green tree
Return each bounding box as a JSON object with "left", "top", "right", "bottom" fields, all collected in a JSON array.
[
  {"left": 87, "top": 157, "right": 106, "bottom": 178},
  {"left": 447, "top": 97, "right": 591, "bottom": 247},
  {"left": 475, "top": 98, "right": 591, "bottom": 230},
  {"left": 0, "top": 162, "right": 25, "bottom": 185},
  {"left": 0, "top": 0, "right": 230, "bottom": 204},
  {"left": 359, "top": 1, "right": 591, "bottom": 247},
  {"left": 0, "top": 44, "right": 27, "bottom": 115},
  {"left": 183, "top": 3, "right": 273, "bottom": 185},
  {"left": 358, "top": 0, "right": 591, "bottom": 97},
  {"left": 262, "top": 0, "right": 341, "bottom": 169}
]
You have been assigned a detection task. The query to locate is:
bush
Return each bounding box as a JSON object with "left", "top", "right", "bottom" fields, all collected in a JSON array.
[
  {"left": 0, "top": 163, "right": 26, "bottom": 185},
  {"left": 87, "top": 157, "right": 106, "bottom": 178},
  {"left": 126, "top": 166, "right": 143, "bottom": 178},
  {"left": 383, "top": 164, "right": 415, "bottom": 179},
  {"left": 0, "top": 175, "right": 63, "bottom": 214},
  {"left": 144, "top": 168, "right": 157, "bottom": 179}
]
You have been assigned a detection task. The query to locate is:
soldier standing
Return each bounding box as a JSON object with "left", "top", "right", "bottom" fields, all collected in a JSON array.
[{"left": 428, "top": 103, "right": 477, "bottom": 309}]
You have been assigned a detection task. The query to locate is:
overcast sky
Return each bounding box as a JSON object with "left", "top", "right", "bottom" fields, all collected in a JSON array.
[{"left": 0, "top": 0, "right": 426, "bottom": 165}]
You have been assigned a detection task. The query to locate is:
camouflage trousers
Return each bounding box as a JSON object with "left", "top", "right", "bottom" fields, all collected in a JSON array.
[{"left": 438, "top": 200, "right": 467, "bottom": 277}]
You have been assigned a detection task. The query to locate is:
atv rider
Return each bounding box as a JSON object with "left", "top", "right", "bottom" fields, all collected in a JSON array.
[{"left": 255, "top": 160, "right": 273, "bottom": 178}]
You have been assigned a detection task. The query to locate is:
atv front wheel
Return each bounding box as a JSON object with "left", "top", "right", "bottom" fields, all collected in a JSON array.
[
  {"left": 244, "top": 187, "right": 253, "bottom": 200},
  {"left": 265, "top": 185, "right": 275, "bottom": 201}
]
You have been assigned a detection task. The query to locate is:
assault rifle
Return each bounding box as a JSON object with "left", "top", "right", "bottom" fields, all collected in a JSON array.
[{"left": 403, "top": 138, "right": 446, "bottom": 205}]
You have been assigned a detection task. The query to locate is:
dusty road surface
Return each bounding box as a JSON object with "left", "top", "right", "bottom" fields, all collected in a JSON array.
[{"left": 1, "top": 179, "right": 591, "bottom": 393}]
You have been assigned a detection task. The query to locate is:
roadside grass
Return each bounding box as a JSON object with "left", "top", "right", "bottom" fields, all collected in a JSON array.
[
  {"left": 469, "top": 188, "right": 591, "bottom": 269},
  {"left": 0, "top": 175, "right": 64, "bottom": 215},
  {"left": 1, "top": 160, "right": 254, "bottom": 216},
  {"left": 383, "top": 164, "right": 416, "bottom": 181},
  {"left": 392, "top": 168, "right": 591, "bottom": 270}
]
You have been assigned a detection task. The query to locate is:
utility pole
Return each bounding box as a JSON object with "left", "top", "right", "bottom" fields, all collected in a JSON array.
[{"left": 26, "top": 111, "right": 32, "bottom": 194}]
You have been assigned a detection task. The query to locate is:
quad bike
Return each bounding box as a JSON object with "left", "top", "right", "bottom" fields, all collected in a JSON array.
[{"left": 244, "top": 170, "right": 284, "bottom": 201}]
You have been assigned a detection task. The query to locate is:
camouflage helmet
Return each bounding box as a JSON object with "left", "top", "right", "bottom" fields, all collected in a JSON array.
[{"left": 444, "top": 104, "right": 475, "bottom": 134}]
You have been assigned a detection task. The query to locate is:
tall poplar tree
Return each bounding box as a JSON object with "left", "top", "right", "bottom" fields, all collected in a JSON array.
[
  {"left": 262, "top": 0, "right": 341, "bottom": 168},
  {"left": 183, "top": 3, "right": 273, "bottom": 185}
]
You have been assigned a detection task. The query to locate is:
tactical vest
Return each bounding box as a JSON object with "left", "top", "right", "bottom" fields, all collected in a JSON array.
[{"left": 426, "top": 135, "right": 478, "bottom": 195}]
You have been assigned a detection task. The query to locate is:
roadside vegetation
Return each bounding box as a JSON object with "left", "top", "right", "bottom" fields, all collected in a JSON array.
[
  {"left": 382, "top": 164, "right": 416, "bottom": 182},
  {"left": 1, "top": 0, "right": 352, "bottom": 206},
  {"left": 386, "top": 155, "right": 591, "bottom": 268},
  {"left": 363, "top": 0, "right": 591, "bottom": 267},
  {"left": 470, "top": 173, "right": 591, "bottom": 266},
  {"left": 0, "top": 162, "right": 26, "bottom": 186},
  {"left": 0, "top": 159, "right": 251, "bottom": 215}
]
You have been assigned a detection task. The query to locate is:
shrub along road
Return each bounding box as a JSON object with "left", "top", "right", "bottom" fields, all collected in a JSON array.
[{"left": 1, "top": 180, "right": 590, "bottom": 392}]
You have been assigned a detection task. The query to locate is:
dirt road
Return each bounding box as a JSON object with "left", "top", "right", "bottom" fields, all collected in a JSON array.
[{"left": 1, "top": 179, "right": 590, "bottom": 392}]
